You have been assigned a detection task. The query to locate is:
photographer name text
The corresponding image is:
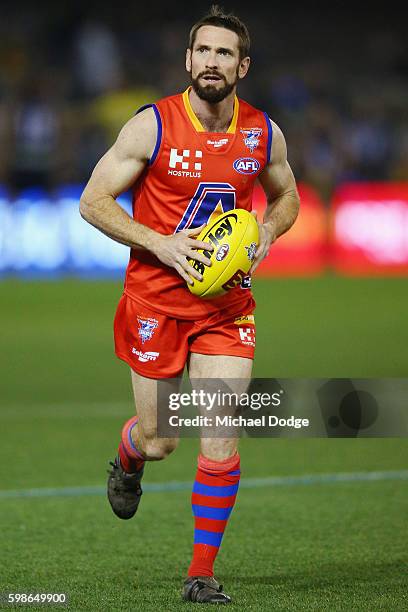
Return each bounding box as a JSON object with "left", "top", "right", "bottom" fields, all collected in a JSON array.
[{"left": 168, "top": 415, "right": 309, "bottom": 429}]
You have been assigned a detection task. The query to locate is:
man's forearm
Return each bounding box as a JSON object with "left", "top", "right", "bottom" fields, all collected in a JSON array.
[
  {"left": 263, "top": 190, "right": 300, "bottom": 240},
  {"left": 79, "top": 194, "right": 159, "bottom": 253}
]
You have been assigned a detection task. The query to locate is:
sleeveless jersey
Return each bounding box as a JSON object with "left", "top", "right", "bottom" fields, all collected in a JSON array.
[{"left": 124, "top": 87, "right": 272, "bottom": 320}]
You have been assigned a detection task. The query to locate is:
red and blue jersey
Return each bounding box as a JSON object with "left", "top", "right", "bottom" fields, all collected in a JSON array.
[{"left": 124, "top": 87, "right": 272, "bottom": 319}]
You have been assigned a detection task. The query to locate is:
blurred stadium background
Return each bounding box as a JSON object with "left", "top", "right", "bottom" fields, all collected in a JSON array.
[{"left": 1, "top": 2, "right": 407, "bottom": 610}]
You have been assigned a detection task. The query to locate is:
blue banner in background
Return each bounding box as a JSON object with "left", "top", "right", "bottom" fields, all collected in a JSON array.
[{"left": 0, "top": 185, "right": 132, "bottom": 278}]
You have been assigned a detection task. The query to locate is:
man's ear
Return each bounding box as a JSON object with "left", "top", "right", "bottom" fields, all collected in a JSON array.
[
  {"left": 186, "top": 48, "right": 192, "bottom": 73},
  {"left": 238, "top": 56, "right": 250, "bottom": 79}
]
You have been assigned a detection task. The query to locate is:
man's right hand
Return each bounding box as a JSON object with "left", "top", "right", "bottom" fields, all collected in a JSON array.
[{"left": 151, "top": 225, "right": 213, "bottom": 285}]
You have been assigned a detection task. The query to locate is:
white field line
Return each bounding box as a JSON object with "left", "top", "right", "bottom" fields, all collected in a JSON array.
[{"left": 0, "top": 470, "right": 407, "bottom": 500}]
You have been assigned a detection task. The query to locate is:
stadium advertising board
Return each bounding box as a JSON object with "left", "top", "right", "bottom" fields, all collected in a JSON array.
[
  {"left": 0, "top": 183, "right": 326, "bottom": 278},
  {"left": 252, "top": 182, "right": 327, "bottom": 276},
  {"left": 0, "top": 186, "right": 130, "bottom": 277},
  {"left": 331, "top": 183, "right": 408, "bottom": 275},
  {"left": 1, "top": 183, "right": 408, "bottom": 277}
]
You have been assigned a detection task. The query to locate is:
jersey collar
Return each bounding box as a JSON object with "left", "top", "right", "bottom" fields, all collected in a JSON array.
[{"left": 182, "top": 87, "right": 239, "bottom": 134}]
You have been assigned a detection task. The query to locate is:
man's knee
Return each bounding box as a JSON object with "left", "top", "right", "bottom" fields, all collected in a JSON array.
[
  {"left": 200, "top": 438, "right": 238, "bottom": 462},
  {"left": 141, "top": 431, "right": 178, "bottom": 461}
]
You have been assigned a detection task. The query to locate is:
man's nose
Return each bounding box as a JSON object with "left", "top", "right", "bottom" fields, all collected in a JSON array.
[{"left": 205, "top": 51, "right": 219, "bottom": 69}]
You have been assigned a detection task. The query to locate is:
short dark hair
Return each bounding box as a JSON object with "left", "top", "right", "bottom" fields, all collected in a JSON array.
[{"left": 189, "top": 5, "right": 250, "bottom": 61}]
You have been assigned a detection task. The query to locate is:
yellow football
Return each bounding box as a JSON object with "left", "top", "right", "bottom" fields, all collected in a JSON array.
[{"left": 187, "top": 209, "right": 259, "bottom": 298}]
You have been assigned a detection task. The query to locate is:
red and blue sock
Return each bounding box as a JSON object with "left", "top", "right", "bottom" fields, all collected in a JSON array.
[
  {"left": 188, "top": 453, "right": 240, "bottom": 577},
  {"left": 118, "top": 416, "right": 145, "bottom": 473}
]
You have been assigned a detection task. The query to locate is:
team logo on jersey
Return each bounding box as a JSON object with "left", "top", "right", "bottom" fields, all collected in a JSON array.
[
  {"left": 245, "top": 242, "right": 257, "bottom": 261},
  {"left": 168, "top": 148, "right": 202, "bottom": 178},
  {"left": 240, "top": 128, "right": 262, "bottom": 153},
  {"left": 233, "top": 157, "right": 260, "bottom": 175},
  {"left": 216, "top": 244, "right": 230, "bottom": 261},
  {"left": 137, "top": 317, "right": 158, "bottom": 344}
]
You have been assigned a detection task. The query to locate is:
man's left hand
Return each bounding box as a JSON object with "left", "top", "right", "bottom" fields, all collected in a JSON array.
[{"left": 249, "top": 211, "right": 276, "bottom": 274}]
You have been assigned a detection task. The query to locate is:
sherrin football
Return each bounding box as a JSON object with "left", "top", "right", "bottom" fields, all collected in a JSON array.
[{"left": 187, "top": 209, "right": 259, "bottom": 298}]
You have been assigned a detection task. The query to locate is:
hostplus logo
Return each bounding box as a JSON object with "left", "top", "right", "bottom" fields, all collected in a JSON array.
[
  {"left": 239, "top": 327, "right": 255, "bottom": 347},
  {"left": 168, "top": 149, "right": 203, "bottom": 178}
]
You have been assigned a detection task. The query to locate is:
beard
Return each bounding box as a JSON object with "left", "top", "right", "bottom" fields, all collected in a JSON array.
[{"left": 191, "top": 71, "right": 237, "bottom": 104}]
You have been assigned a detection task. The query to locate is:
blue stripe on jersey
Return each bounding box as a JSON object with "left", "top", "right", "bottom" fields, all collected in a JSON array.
[
  {"left": 192, "top": 505, "right": 233, "bottom": 520},
  {"left": 134, "top": 103, "right": 162, "bottom": 166},
  {"left": 229, "top": 470, "right": 241, "bottom": 475},
  {"left": 193, "top": 482, "right": 239, "bottom": 497},
  {"left": 194, "top": 529, "right": 224, "bottom": 547},
  {"left": 263, "top": 112, "right": 273, "bottom": 164}
]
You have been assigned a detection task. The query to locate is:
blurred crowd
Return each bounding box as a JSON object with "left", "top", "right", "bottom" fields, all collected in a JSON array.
[{"left": 0, "top": 3, "right": 406, "bottom": 202}]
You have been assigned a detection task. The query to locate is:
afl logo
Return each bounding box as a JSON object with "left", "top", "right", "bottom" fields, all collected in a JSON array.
[
  {"left": 216, "top": 244, "right": 230, "bottom": 261},
  {"left": 233, "top": 157, "right": 260, "bottom": 175}
]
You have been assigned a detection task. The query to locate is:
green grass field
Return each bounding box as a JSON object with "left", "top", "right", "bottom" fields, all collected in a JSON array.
[{"left": 1, "top": 278, "right": 407, "bottom": 610}]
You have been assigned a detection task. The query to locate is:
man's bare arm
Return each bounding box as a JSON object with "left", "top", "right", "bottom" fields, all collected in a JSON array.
[
  {"left": 250, "top": 120, "right": 300, "bottom": 272},
  {"left": 79, "top": 108, "right": 213, "bottom": 284},
  {"left": 79, "top": 108, "right": 158, "bottom": 249}
]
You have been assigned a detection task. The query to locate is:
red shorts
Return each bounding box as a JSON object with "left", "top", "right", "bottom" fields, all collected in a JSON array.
[{"left": 114, "top": 293, "right": 256, "bottom": 378}]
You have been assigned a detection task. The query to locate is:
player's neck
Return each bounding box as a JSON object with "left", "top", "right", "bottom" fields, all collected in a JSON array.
[{"left": 188, "top": 88, "right": 236, "bottom": 133}]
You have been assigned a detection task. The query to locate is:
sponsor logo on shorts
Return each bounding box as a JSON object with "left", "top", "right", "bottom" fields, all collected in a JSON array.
[
  {"left": 238, "top": 327, "right": 256, "bottom": 347},
  {"left": 216, "top": 244, "right": 230, "bottom": 261},
  {"left": 137, "top": 317, "right": 159, "bottom": 344},
  {"left": 233, "top": 157, "right": 260, "bottom": 175},
  {"left": 132, "top": 348, "right": 160, "bottom": 363},
  {"left": 245, "top": 242, "right": 257, "bottom": 261},
  {"left": 234, "top": 314, "right": 255, "bottom": 325}
]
